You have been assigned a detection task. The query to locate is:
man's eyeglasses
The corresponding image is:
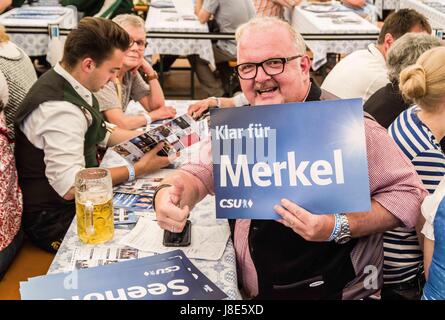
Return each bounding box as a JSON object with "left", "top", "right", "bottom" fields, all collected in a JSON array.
[
  {"left": 129, "top": 39, "right": 147, "bottom": 49},
  {"left": 234, "top": 55, "right": 303, "bottom": 80}
]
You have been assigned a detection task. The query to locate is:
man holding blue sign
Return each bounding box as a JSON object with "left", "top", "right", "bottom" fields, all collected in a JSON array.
[{"left": 153, "top": 17, "right": 427, "bottom": 299}]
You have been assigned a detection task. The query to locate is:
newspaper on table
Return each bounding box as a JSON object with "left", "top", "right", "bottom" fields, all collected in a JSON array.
[
  {"left": 150, "top": 0, "right": 175, "bottom": 8},
  {"left": 170, "top": 0, "right": 197, "bottom": 19},
  {"left": 112, "top": 177, "right": 162, "bottom": 225},
  {"left": 20, "top": 250, "right": 227, "bottom": 300},
  {"left": 424, "top": 1, "right": 445, "bottom": 14},
  {"left": 111, "top": 113, "right": 201, "bottom": 163},
  {"left": 113, "top": 207, "right": 140, "bottom": 225},
  {"left": 69, "top": 246, "right": 153, "bottom": 269},
  {"left": 1, "top": 8, "right": 67, "bottom": 20}
]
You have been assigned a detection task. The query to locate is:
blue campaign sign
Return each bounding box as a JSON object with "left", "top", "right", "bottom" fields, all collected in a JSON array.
[
  {"left": 210, "top": 99, "right": 371, "bottom": 220},
  {"left": 20, "top": 250, "right": 227, "bottom": 300}
]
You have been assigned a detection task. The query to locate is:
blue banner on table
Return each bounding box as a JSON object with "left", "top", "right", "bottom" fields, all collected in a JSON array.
[
  {"left": 210, "top": 99, "right": 370, "bottom": 220},
  {"left": 20, "top": 250, "right": 227, "bottom": 300}
]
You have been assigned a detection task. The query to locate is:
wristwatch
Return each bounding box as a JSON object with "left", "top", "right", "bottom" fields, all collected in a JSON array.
[
  {"left": 334, "top": 214, "right": 352, "bottom": 244},
  {"left": 146, "top": 71, "right": 158, "bottom": 81}
]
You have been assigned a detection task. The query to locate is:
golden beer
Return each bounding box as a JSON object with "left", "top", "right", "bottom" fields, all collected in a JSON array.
[
  {"left": 75, "top": 168, "right": 114, "bottom": 244},
  {"left": 76, "top": 198, "right": 114, "bottom": 244}
]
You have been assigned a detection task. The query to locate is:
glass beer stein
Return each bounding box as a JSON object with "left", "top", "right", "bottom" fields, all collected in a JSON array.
[{"left": 75, "top": 168, "right": 114, "bottom": 244}]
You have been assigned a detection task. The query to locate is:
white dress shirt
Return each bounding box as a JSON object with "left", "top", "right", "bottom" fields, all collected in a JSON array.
[
  {"left": 21, "top": 63, "right": 114, "bottom": 197},
  {"left": 321, "top": 43, "right": 388, "bottom": 102}
]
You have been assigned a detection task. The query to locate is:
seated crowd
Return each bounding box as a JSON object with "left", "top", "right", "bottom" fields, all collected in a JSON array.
[{"left": 1, "top": 2, "right": 445, "bottom": 301}]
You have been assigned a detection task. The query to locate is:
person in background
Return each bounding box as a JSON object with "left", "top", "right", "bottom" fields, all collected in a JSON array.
[
  {"left": 14, "top": 17, "right": 170, "bottom": 253},
  {"left": 194, "top": 0, "right": 256, "bottom": 97},
  {"left": 95, "top": 14, "right": 175, "bottom": 130},
  {"left": 154, "top": 16, "right": 427, "bottom": 299},
  {"left": 376, "top": 35, "right": 443, "bottom": 300},
  {"left": 0, "top": 26, "right": 38, "bottom": 139},
  {"left": 0, "top": 70, "right": 23, "bottom": 280},
  {"left": 321, "top": 9, "right": 431, "bottom": 102},
  {"left": 421, "top": 176, "right": 445, "bottom": 300},
  {"left": 391, "top": 47, "right": 445, "bottom": 300},
  {"left": 365, "top": 33, "right": 443, "bottom": 129},
  {"left": 253, "top": 0, "right": 300, "bottom": 20}
]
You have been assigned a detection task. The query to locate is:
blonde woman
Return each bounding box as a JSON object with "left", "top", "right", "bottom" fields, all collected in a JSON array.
[{"left": 388, "top": 46, "right": 445, "bottom": 299}]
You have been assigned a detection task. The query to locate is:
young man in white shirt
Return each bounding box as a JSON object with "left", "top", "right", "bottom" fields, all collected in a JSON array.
[
  {"left": 321, "top": 9, "right": 431, "bottom": 102},
  {"left": 14, "top": 17, "right": 171, "bottom": 252}
]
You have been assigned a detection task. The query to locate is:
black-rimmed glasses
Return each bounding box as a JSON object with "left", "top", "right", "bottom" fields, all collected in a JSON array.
[
  {"left": 234, "top": 55, "right": 303, "bottom": 80},
  {"left": 129, "top": 39, "right": 147, "bottom": 49}
]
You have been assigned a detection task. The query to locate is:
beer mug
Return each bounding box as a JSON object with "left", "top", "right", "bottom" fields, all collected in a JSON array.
[{"left": 75, "top": 168, "right": 114, "bottom": 244}]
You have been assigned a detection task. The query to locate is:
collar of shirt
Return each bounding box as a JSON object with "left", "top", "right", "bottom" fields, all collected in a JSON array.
[
  {"left": 367, "top": 43, "right": 385, "bottom": 65},
  {"left": 54, "top": 63, "right": 93, "bottom": 106}
]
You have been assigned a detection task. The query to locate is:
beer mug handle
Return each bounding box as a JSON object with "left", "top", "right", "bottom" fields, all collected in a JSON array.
[{"left": 85, "top": 200, "right": 95, "bottom": 235}]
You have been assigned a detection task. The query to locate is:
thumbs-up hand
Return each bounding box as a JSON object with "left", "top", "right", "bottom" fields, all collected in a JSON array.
[{"left": 154, "top": 176, "right": 190, "bottom": 233}]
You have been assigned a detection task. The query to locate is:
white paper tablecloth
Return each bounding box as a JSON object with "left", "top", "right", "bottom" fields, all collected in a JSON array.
[
  {"left": 47, "top": 100, "right": 241, "bottom": 300},
  {"left": 400, "top": 0, "right": 445, "bottom": 30},
  {"left": 145, "top": 6, "right": 215, "bottom": 67},
  {"left": 0, "top": 5, "right": 77, "bottom": 58},
  {"left": 292, "top": 5, "right": 380, "bottom": 70}
]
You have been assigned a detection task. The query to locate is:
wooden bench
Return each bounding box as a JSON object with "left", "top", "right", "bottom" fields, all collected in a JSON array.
[{"left": 0, "top": 239, "right": 55, "bottom": 300}]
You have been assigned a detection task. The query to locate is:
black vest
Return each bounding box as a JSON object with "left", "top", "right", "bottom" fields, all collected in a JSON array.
[
  {"left": 230, "top": 82, "right": 358, "bottom": 299},
  {"left": 14, "top": 68, "right": 107, "bottom": 214}
]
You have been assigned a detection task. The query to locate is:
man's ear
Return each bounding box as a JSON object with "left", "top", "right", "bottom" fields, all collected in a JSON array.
[
  {"left": 300, "top": 55, "right": 311, "bottom": 76},
  {"left": 81, "top": 57, "right": 95, "bottom": 74},
  {"left": 383, "top": 33, "right": 395, "bottom": 53}
]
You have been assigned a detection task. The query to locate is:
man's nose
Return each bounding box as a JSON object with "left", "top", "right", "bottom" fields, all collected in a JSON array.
[
  {"left": 109, "top": 73, "right": 117, "bottom": 82},
  {"left": 255, "top": 65, "right": 272, "bottom": 82}
]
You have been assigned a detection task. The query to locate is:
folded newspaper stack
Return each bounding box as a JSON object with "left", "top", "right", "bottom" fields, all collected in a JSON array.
[
  {"left": 20, "top": 250, "right": 227, "bottom": 300},
  {"left": 112, "top": 114, "right": 201, "bottom": 163}
]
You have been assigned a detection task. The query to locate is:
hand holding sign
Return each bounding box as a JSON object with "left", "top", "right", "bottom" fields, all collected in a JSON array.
[
  {"left": 274, "top": 198, "right": 335, "bottom": 242},
  {"left": 155, "top": 177, "right": 190, "bottom": 233}
]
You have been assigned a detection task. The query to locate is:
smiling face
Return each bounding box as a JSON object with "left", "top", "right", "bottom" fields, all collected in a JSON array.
[
  {"left": 237, "top": 24, "right": 311, "bottom": 106},
  {"left": 121, "top": 24, "right": 146, "bottom": 70}
]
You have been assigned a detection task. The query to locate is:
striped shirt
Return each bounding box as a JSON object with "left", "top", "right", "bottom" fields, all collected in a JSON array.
[
  {"left": 253, "top": 0, "right": 284, "bottom": 18},
  {"left": 387, "top": 105, "right": 445, "bottom": 284}
]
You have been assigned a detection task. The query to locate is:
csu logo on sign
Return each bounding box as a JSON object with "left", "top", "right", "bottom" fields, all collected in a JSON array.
[{"left": 220, "top": 199, "right": 253, "bottom": 209}]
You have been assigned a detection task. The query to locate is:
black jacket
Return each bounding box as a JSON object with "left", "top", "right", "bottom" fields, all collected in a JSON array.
[{"left": 364, "top": 82, "right": 408, "bottom": 129}]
